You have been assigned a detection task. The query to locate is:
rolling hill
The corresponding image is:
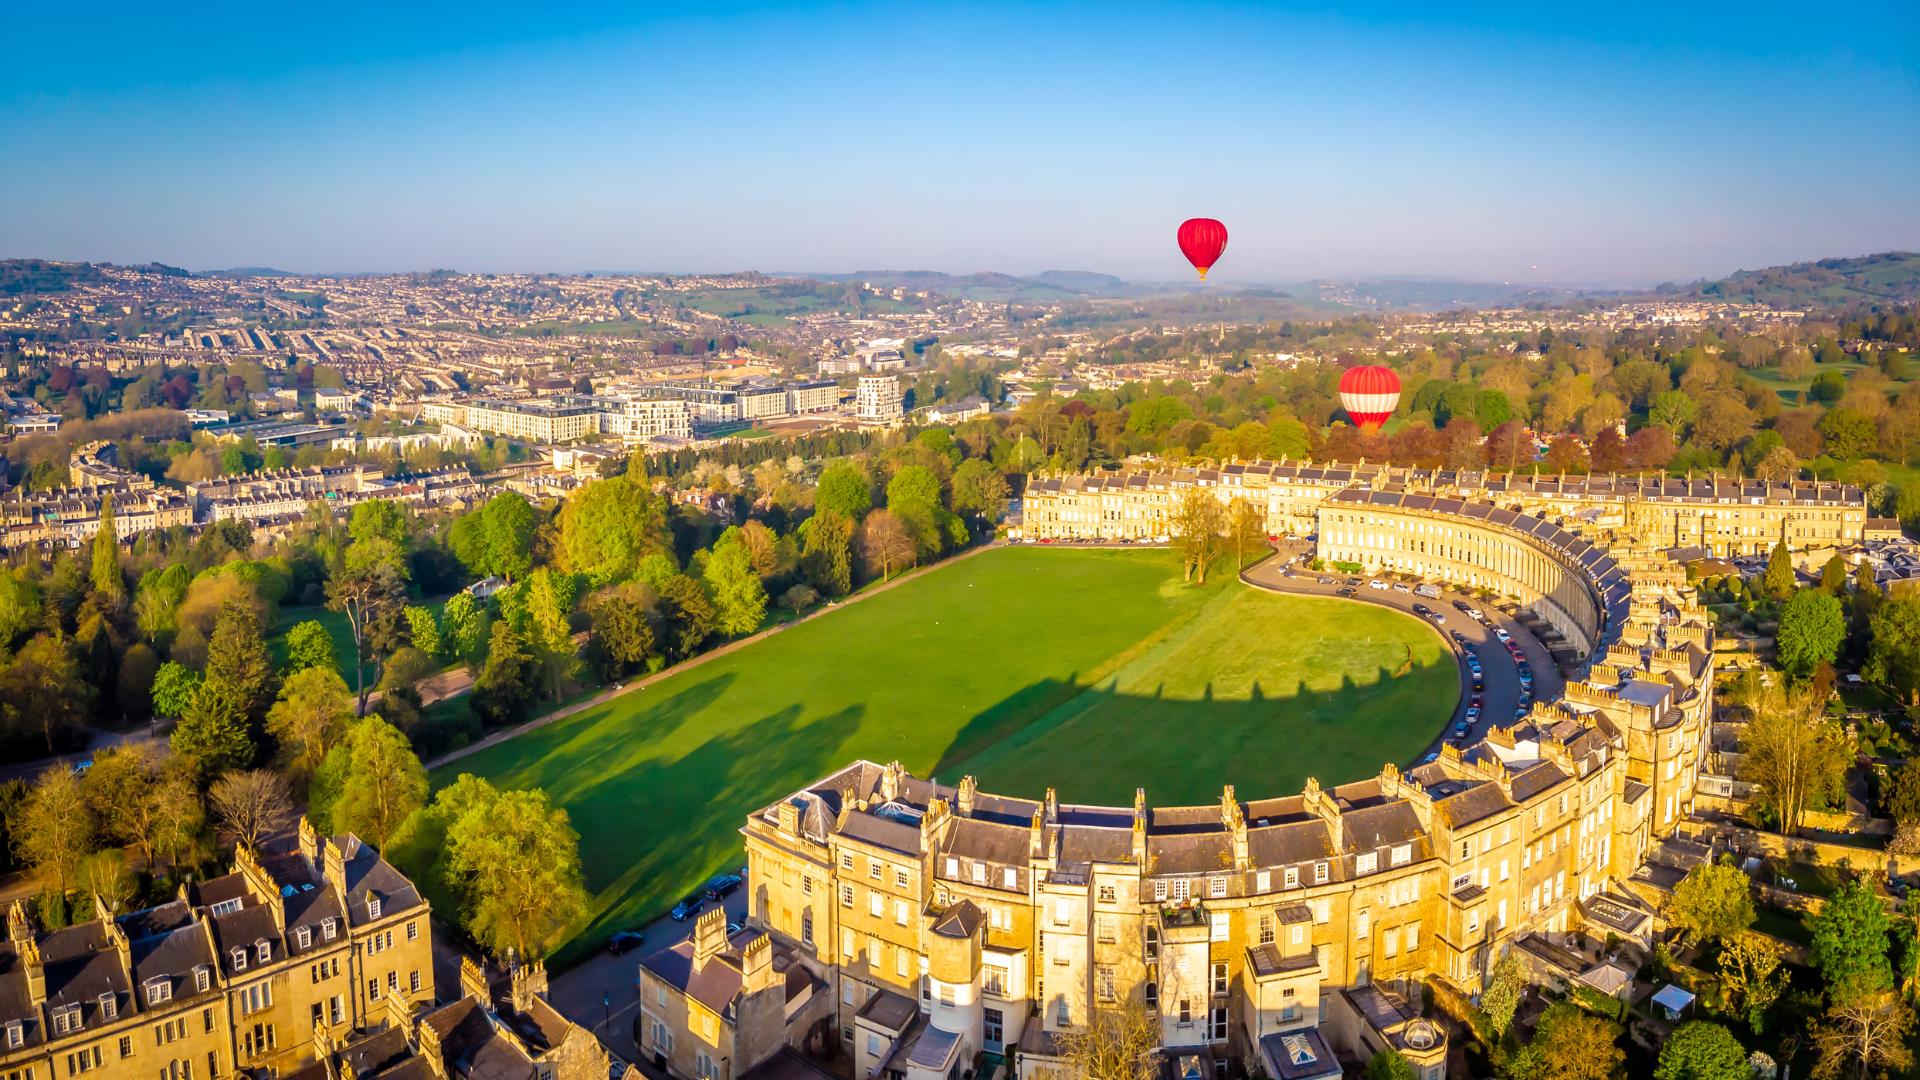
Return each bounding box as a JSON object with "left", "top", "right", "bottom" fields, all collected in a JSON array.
[{"left": 1654, "top": 252, "right": 1920, "bottom": 309}]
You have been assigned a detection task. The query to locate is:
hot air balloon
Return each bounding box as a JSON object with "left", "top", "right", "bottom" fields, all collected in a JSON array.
[
  {"left": 1339, "top": 365, "right": 1401, "bottom": 431},
  {"left": 1177, "top": 218, "right": 1228, "bottom": 280}
]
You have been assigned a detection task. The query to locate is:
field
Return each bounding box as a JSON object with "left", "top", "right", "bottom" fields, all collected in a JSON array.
[{"left": 425, "top": 547, "right": 1454, "bottom": 964}]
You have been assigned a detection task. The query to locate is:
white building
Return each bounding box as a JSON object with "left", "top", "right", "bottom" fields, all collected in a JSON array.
[
  {"left": 856, "top": 374, "right": 904, "bottom": 423},
  {"left": 787, "top": 380, "right": 840, "bottom": 414},
  {"left": 599, "top": 396, "right": 695, "bottom": 441}
]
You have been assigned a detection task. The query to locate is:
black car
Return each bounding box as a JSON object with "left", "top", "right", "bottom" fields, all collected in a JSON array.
[
  {"left": 1452, "top": 600, "right": 1473, "bottom": 613},
  {"left": 704, "top": 873, "right": 744, "bottom": 900},
  {"left": 1452, "top": 721, "right": 1471, "bottom": 739},
  {"left": 671, "top": 894, "right": 704, "bottom": 921},
  {"left": 607, "top": 931, "right": 646, "bottom": 955},
  {"left": 1337, "top": 587, "right": 1358, "bottom": 597},
  {"left": 1412, "top": 603, "right": 1432, "bottom": 616}
]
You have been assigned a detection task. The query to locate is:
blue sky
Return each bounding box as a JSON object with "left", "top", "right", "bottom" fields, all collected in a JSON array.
[{"left": 1, "top": 2, "right": 1915, "bottom": 284}]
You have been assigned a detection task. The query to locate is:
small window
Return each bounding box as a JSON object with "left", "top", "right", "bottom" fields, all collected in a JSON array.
[
  {"left": 98, "top": 992, "right": 116, "bottom": 1020},
  {"left": 1391, "top": 844, "right": 1412, "bottom": 866},
  {"left": 295, "top": 926, "right": 312, "bottom": 949},
  {"left": 256, "top": 941, "right": 271, "bottom": 963},
  {"left": 1283, "top": 866, "right": 1299, "bottom": 888},
  {"left": 367, "top": 896, "right": 382, "bottom": 920},
  {"left": 407, "top": 920, "right": 418, "bottom": 942},
  {"left": 322, "top": 918, "right": 337, "bottom": 942},
  {"left": 1003, "top": 867, "right": 1017, "bottom": 889},
  {"left": 194, "top": 967, "right": 210, "bottom": 993},
  {"left": 1313, "top": 862, "right": 1328, "bottom": 884},
  {"left": 146, "top": 979, "right": 173, "bottom": 1006},
  {"left": 231, "top": 948, "right": 248, "bottom": 972},
  {"left": 4, "top": 1020, "right": 22, "bottom": 1048},
  {"left": 1355, "top": 853, "right": 1377, "bottom": 875},
  {"left": 1208, "top": 876, "right": 1226, "bottom": 898}
]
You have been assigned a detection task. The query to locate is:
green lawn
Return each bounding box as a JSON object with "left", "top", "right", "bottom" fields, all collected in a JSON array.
[
  {"left": 424, "top": 547, "right": 1455, "bottom": 965},
  {"left": 268, "top": 596, "right": 451, "bottom": 681}
]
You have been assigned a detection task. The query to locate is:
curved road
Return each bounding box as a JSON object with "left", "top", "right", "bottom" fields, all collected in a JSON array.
[{"left": 1240, "top": 546, "right": 1564, "bottom": 762}]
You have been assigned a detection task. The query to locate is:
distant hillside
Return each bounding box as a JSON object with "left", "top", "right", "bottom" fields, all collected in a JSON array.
[
  {"left": 0, "top": 259, "right": 105, "bottom": 296},
  {"left": 1305, "top": 277, "right": 1596, "bottom": 313},
  {"left": 1655, "top": 252, "right": 1920, "bottom": 309}
]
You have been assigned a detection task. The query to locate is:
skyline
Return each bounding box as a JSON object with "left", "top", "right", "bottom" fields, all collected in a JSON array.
[{"left": 2, "top": 2, "right": 1916, "bottom": 284}]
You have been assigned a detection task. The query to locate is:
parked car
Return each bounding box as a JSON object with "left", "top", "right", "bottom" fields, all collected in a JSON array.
[
  {"left": 671, "top": 894, "right": 703, "bottom": 921},
  {"left": 607, "top": 931, "right": 646, "bottom": 955},
  {"left": 1452, "top": 600, "right": 1474, "bottom": 613},
  {"left": 1317, "top": 576, "right": 1335, "bottom": 585},
  {"left": 1412, "top": 603, "right": 1432, "bottom": 617},
  {"left": 1452, "top": 721, "right": 1471, "bottom": 739},
  {"left": 1494, "top": 628, "right": 1512, "bottom": 642},
  {"left": 1337, "top": 587, "right": 1359, "bottom": 598},
  {"left": 1465, "top": 706, "right": 1481, "bottom": 722},
  {"left": 1391, "top": 582, "right": 1412, "bottom": 593},
  {"left": 704, "top": 873, "right": 743, "bottom": 900},
  {"left": 1368, "top": 580, "right": 1389, "bottom": 590}
]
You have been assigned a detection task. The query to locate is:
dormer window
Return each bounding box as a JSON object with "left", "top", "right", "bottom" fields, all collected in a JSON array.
[
  {"left": 145, "top": 978, "right": 172, "bottom": 1006},
  {"left": 367, "top": 896, "right": 382, "bottom": 920},
  {"left": 256, "top": 940, "right": 271, "bottom": 964},
  {"left": 3, "top": 1020, "right": 20, "bottom": 1048},
  {"left": 295, "top": 926, "right": 312, "bottom": 949},
  {"left": 51, "top": 1005, "right": 81, "bottom": 1035},
  {"left": 210, "top": 898, "right": 242, "bottom": 917},
  {"left": 97, "top": 993, "right": 115, "bottom": 1021},
  {"left": 322, "top": 918, "right": 337, "bottom": 941},
  {"left": 1355, "top": 853, "right": 1378, "bottom": 876},
  {"left": 231, "top": 947, "right": 247, "bottom": 972},
  {"left": 194, "top": 967, "right": 210, "bottom": 993}
]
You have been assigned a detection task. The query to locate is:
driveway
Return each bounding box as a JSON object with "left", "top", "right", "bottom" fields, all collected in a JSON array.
[
  {"left": 545, "top": 886, "right": 750, "bottom": 1067},
  {"left": 1240, "top": 546, "right": 1563, "bottom": 761}
]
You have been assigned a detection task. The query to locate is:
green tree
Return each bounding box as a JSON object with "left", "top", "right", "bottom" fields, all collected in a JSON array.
[
  {"left": 885, "top": 464, "right": 942, "bottom": 517},
  {"left": 703, "top": 542, "right": 767, "bottom": 636},
  {"left": 471, "top": 621, "right": 537, "bottom": 727},
  {"left": 172, "top": 679, "right": 255, "bottom": 777},
  {"left": 555, "top": 473, "right": 669, "bottom": 585},
  {"left": 328, "top": 538, "right": 409, "bottom": 713},
  {"left": 656, "top": 574, "right": 716, "bottom": 660},
  {"left": 521, "top": 568, "right": 579, "bottom": 699},
  {"left": 1819, "top": 554, "right": 1848, "bottom": 594},
  {"left": 1868, "top": 595, "right": 1920, "bottom": 705},
  {"left": 1479, "top": 951, "right": 1526, "bottom": 1041},
  {"left": 283, "top": 619, "right": 338, "bottom": 675},
  {"left": 440, "top": 592, "right": 487, "bottom": 663},
  {"left": 349, "top": 499, "right": 412, "bottom": 548},
  {"left": 149, "top": 661, "right": 201, "bottom": 719},
  {"left": 1365, "top": 1049, "right": 1415, "bottom": 1080},
  {"left": 205, "top": 598, "right": 278, "bottom": 720},
  {"left": 1668, "top": 859, "right": 1756, "bottom": 943},
  {"left": 1, "top": 635, "right": 90, "bottom": 753},
  {"left": 441, "top": 780, "right": 588, "bottom": 961},
  {"left": 1653, "top": 1021, "right": 1749, "bottom": 1080},
  {"left": 1778, "top": 588, "right": 1845, "bottom": 678},
  {"left": 1497, "top": 1000, "right": 1623, "bottom": 1080},
  {"left": 1649, "top": 389, "right": 1699, "bottom": 437},
  {"left": 1889, "top": 759, "right": 1920, "bottom": 827},
  {"left": 11, "top": 767, "right": 94, "bottom": 894},
  {"left": 479, "top": 492, "right": 537, "bottom": 581},
  {"left": 801, "top": 510, "right": 855, "bottom": 597},
  {"left": 814, "top": 462, "right": 873, "bottom": 520},
  {"left": 1762, "top": 542, "right": 1795, "bottom": 600},
  {"left": 89, "top": 493, "right": 123, "bottom": 602},
  {"left": 1819, "top": 407, "right": 1878, "bottom": 461},
  {"left": 266, "top": 666, "right": 355, "bottom": 777},
  {"left": 0, "top": 568, "right": 44, "bottom": 651},
  {"left": 404, "top": 605, "right": 442, "bottom": 659},
  {"left": 1739, "top": 675, "right": 1850, "bottom": 836},
  {"left": 950, "top": 458, "right": 1010, "bottom": 523},
  {"left": 327, "top": 715, "right": 428, "bottom": 848},
  {"left": 585, "top": 583, "right": 655, "bottom": 680},
  {"left": 1171, "top": 488, "right": 1227, "bottom": 584},
  {"left": 1809, "top": 878, "right": 1893, "bottom": 999}
]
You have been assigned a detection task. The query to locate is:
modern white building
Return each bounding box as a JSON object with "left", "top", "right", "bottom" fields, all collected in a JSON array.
[{"left": 856, "top": 374, "right": 904, "bottom": 422}]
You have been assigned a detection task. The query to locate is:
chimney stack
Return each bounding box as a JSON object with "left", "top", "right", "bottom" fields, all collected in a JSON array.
[
  {"left": 693, "top": 908, "right": 729, "bottom": 967},
  {"left": 741, "top": 935, "right": 775, "bottom": 994},
  {"left": 956, "top": 776, "right": 977, "bottom": 818},
  {"left": 459, "top": 956, "right": 489, "bottom": 1003}
]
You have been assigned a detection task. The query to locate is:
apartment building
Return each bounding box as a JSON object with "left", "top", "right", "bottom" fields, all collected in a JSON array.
[
  {"left": 787, "top": 381, "right": 840, "bottom": 415},
  {"left": 1019, "top": 461, "right": 1867, "bottom": 557},
  {"left": 856, "top": 375, "right": 903, "bottom": 423},
  {"left": 462, "top": 398, "right": 602, "bottom": 443},
  {"left": 599, "top": 396, "right": 696, "bottom": 441},
  {"left": 0, "top": 487, "right": 196, "bottom": 551},
  {"left": 0, "top": 820, "right": 431, "bottom": 1080},
  {"left": 635, "top": 493, "right": 1718, "bottom": 1080}
]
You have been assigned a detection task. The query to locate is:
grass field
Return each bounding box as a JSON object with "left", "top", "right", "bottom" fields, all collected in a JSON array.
[
  {"left": 423, "top": 547, "right": 1454, "bottom": 965},
  {"left": 268, "top": 597, "right": 451, "bottom": 679}
]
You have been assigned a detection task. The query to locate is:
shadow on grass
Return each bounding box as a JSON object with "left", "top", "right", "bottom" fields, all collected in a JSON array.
[{"left": 938, "top": 658, "right": 1453, "bottom": 807}]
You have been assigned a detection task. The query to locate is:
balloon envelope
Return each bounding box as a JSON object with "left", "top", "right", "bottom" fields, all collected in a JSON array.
[
  {"left": 1339, "top": 365, "right": 1401, "bottom": 430},
  {"left": 1177, "top": 218, "right": 1228, "bottom": 279}
]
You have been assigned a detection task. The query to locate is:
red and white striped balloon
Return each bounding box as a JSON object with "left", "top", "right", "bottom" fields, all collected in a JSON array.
[{"left": 1338, "top": 365, "right": 1401, "bottom": 430}]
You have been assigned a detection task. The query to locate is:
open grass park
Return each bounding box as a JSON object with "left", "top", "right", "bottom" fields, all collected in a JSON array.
[{"left": 423, "top": 546, "right": 1456, "bottom": 965}]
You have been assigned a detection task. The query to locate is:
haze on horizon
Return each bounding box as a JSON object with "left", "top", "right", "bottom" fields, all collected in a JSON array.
[{"left": 1, "top": 2, "right": 1915, "bottom": 287}]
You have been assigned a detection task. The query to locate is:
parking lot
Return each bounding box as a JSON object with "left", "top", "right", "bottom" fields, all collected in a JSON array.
[{"left": 1242, "top": 544, "right": 1564, "bottom": 760}]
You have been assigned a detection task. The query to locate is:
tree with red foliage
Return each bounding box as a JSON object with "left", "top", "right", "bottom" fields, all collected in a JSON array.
[
  {"left": 1483, "top": 421, "right": 1533, "bottom": 472},
  {"left": 1442, "top": 420, "right": 1484, "bottom": 469},
  {"left": 1543, "top": 435, "right": 1590, "bottom": 474},
  {"left": 160, "top": 375, "right": 194, "bottom": 409},
  {"left": 1623, "top": 425, "right": 1677, "bottom": 471},
  {"left": 1589, "top": 427, "right": 1627, "bottom": 472}
]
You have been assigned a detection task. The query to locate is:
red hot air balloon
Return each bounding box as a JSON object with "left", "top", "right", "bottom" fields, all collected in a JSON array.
[
  {"left": 1177, "top": 218, "right": 1228, "bottom": 280},
  {"left": 1339, "top": 365, "right": 1401, "bottom": 431}
]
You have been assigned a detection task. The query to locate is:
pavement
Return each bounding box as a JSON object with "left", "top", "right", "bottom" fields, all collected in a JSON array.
[
  {"left": 0, "top": 722, "right": 162, "bottom": 783},
  {"left": 1240, "top": 544, "right": 1564, "bottom": 760},
  {"left": 545, "top": 885, "right": 749, "bottom": 1068}
]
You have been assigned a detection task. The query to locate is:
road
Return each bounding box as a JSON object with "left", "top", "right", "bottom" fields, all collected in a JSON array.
[
  {"left": 544, "top": 884, "right": 750, "bottom": 1069},
  {"left": 1240, "top": 545, "right": 1564, "bottom": 760}
]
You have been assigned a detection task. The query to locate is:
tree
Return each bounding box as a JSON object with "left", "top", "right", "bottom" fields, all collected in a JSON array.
[
  {"left": 1717, "top": 934, "right": 1787, "bottom": 1039},
  {"left": 656, "top": 574, "right": 715, "bottom": 660},
  {"left": 885, "top": 464, "right": 942, "bottom": 518},
  {"left": 1810, "top": 878, "right": 1893, "bottom": 1000},
  {"left": 404, "top": 606, "right": 442, "bottom": 659},
  {"left": 1762, "top": 542, "right": 1795, "bottom": 600},
  {"left": 1868, "top": 595, "right": 1920, "bottom": 705},
  {"left": 443, "top": 781, "right": 588, "bottom": 961},
  {"left": 0, "top": 568, "right": 44, "bottom": 651},
  {"left": 1812, "top": 991, "right": 1914, "bottom": 1079},
  {"left": 172, "top": 679, "right": 256, "bottom": 778},
  {"left": 150, "top": 661, "right": 201, "bottom": 719},
  {"left": 814, "top": 462, "right": 873, "bottom": 520},
  {"left": 1888, "top": 759, "right": 1920, "bottom": 828},
  {"left": 1669, "top": 860, "right": 1757, "bottom": 944},
  {"left": 1820, "top": 554, "right": 1848, "bottom": 594},
  {"left": 329, "top": 715, "right": 428, "bottom": 848},
  {"left": 858, "top": 509, "right": 916, "bottom": 581},
  {"left": 1054, "top": 1006, "right": 1158, "bottom": 1080},
  {"left": 146, "top": 766, "right": 203, "bottom": 872},
  {"left": 802, "top": 510, "right": 855, "bottom": 597},
  {"left": 1654, "top": 1021, "right": 1749, "bottom": 1080},
  {"left": 1365, "top": 1049, "right": 1416, "bottom": 1080},
  {"left": 208, "top": 769, "right": 294, "bottom": 853},
  {"left": 11, "top": 767, "right": 93, "bottom": 893},
  {"left": 950, "top": 459, "right": 1010, "bottom": 523},
  {"left": 440, "top": 591, "right": 488, "bottom": 663},
  {"left": 555, "top": 473, "right": 668, "bottom": 585},
  {"left": 1739, "top": 677, "right": 1850, "bottom": 836},
  {"left": 328, "top": 538, "right": 409, "bottom": 714},
  {"left": 518, "top": 568, "right": 579, "bottom": 700},
  {"left": 1503, "top": 1000, "right": 1624, "bottom": 1080},
  {"left": 1476, "top": 951, "right": 1527, "bottom": 1040},
  {"left": 704, "top": 542, "right": 767, "bottom": 637},
  {"left": 267, "top": 666, "right": 355, "bottom": 777},
  {"left": 1171, "top": 489, "right": 1227, "bottom": 584},
  {"left": 1, "top": 635, "right": 89, "bottom": 753},
  {"left": 90, "top": 493, "right": 123, "bottom": 602},
  {"left": 479, "top": 492, "right": 536, "bottom": 581},
  {"left": 471, "top": 621, "right": 537, "bottom": 727},
  {"left": 586, "top": 583, "right": 656, "bottom": 680},
  {"left": 205, "top": 598, "right": 278, "bottom": 720},
  {"left": 83, "top": 743, "right": 171, "bottom": 871},
  {"left": 1778, "top": 589, "right": 1845, "bottom": 678},
  {"left": 77, "top": 850, "right": 134, "bottom": 916},
  {"left": 282, "top": 620, "right": 336, "bottom": 675}
]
